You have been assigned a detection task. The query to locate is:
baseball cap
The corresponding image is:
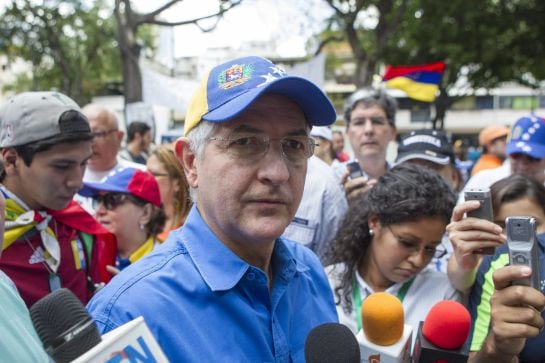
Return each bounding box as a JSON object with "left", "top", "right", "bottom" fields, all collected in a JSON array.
[
  {"left": 78, "top": 167, "right": 161, "bottom": 207},
  {"left": 478, "top": 125, "right": 509, "bottom": 146},
  {"left": 0, "top": 91, "right": 90, "bottom": 147},
  {"left": 310, "top": 126, "right": 333, "bottom": 141},
  {"left": 395, "top": 129, "right": 455, "bottom": 166},
  {"left": 506, "top": 115, "right": 545, "bottom": 159},
  {"left": 183, "top": 56, "right": 337, "bottom": 135}
]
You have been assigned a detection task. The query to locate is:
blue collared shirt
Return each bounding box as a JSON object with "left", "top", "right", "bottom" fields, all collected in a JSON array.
[{"left": 87, "top": 205, "right": 338, "bottom": 362}]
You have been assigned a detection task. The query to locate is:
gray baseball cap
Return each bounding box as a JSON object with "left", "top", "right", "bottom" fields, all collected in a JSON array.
[{"left": 0, "top": 91, "right": 91, "bottom": 147}]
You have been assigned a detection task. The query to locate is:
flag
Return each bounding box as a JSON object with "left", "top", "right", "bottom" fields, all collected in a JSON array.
[{"left": 382, "top": 62, "right": 446, "bottom": 102}]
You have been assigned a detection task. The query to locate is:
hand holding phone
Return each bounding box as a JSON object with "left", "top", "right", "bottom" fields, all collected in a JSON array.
[
  {"left": 506, "top": 216, "right": 541, "bottom": 290},
  {"left": 465, "top": 188, "right": 495, "bottom": 254},
  {"left": 346, "top": 161, "right": 365, "bottom": 180}
]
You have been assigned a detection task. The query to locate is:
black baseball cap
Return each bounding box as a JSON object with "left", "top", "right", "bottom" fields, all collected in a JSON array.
[{"left": 395, "top": 129, "right": 455, "bottom": 166}]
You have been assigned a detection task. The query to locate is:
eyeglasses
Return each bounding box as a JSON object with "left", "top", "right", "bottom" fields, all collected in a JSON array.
[
  {"left": 386, "top": 226, "right": 447, "bottom": 259},
  {"left": 150, "top": 171, "right": 169, "bottom": 178},
  {"left": 207, "top": 135, "right": 317, "bottom": 164},
  {"left": 92, "top": 129, "right": 118, "bottom": 139},
  {"left": 510, "top": 153, "right": 541, "bottom": 163},
  {"left": 95, "top": 193, "right": 146, "bottom": 210}
]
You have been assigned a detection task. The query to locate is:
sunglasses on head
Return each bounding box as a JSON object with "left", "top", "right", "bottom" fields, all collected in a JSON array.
[{"left": 95, "top": 193, "right": 146, "bottom": 210}]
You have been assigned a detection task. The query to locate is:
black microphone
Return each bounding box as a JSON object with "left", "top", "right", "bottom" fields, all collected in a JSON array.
[
  {"left": 305, "top": 322, "right": 361, "bottom": 363},
  {"left": 30, "top": 288, "right": 102, "bottom": 363}
]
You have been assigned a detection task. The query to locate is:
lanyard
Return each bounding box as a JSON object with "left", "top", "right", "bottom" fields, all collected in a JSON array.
[{"left": 351, "top": 276, "right": 415, "bottom": 331}]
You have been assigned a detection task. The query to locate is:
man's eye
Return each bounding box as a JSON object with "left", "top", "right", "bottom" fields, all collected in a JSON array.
[
  {"left": 370, "top": 117, "right": 386, "bottom": 125},
  {"left": 283, "top": 138, "right": 305, "bottom": 150},
  {"left": 231, "top": 137, "right": 258, "bottom": 147},
  {"left": 54, "top": 164, "right": 70, "bottom": 170}
]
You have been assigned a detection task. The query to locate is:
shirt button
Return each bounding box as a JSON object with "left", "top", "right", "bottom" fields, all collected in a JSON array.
[{"left": 247, "top": 272, "right": 255, "bottom": 280}]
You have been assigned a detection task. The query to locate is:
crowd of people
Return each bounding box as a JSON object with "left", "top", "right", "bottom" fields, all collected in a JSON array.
[{"left": 0, "top": 55, "right": 544, "bottom": 362}]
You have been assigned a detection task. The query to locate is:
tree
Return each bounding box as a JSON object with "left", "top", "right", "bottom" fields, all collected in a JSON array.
[
  {"left": 322, "top": 0, "right": 410, "bottom": 88},
  {"left": 317, "top": 0, "right": 545, "bottom": 128},
  {"left": 0, "top": 0, "right": 120, "bottom": 105},
  {"left": 382, "top": 0, "right": 545, "bottom": 128},
  {"left": 113, "top": 0, "right": 242, "bottom": 104}
]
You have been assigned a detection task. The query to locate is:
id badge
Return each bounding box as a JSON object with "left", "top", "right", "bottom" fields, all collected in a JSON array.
[{"left": 48, "top": 273, "right": 62, "bottom": 292}]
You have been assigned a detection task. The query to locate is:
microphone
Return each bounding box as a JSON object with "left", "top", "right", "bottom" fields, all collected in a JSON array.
[
  {"left": 356, "top": 292, "right": 412, "bottom": 362},
  {"left": 30, "top": 288, "right": 101, "bottom": 363},
  {"left": 30, "top": 288, "right": 168, "bottom": 363},
  {"left": 305, "top": 322, "right": 361, "bottom": 363},
  {"left": 412, "top": 300, "right": 470, "bottom": 363}
]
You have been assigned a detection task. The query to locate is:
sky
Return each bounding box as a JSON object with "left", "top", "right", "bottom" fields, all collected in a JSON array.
[{"left": 133, "top": 0, "right": 332, "bottom": 58}]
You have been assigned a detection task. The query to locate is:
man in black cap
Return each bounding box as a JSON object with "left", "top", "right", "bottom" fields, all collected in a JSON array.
[{"left": 395, "top": 129, "right": 461, "bottom": 193}]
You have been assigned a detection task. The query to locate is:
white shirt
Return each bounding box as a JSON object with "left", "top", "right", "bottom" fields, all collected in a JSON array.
[
  {"left": 326, "top": 263, "right": 461, "bottom": 348},
  {"left": 457, "top": 161, "right": 511, "bottom": 205},
  {"left": 282, "top": 156, "right": 348, "bottom": 260}
]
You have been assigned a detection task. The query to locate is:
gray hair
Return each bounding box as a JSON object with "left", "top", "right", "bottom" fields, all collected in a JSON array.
[
  {"left": 185, "top": 121, "right": 220, "bottom": 202},
  {"left": 343, "top": 88, "right": 397, "bottom": 127}
]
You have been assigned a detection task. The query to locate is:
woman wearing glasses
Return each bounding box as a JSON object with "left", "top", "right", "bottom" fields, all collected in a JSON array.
[
  {"left": 325, "top": 164, "right": 460, "bottom": 341},
  {"left": 146, "top": 144, "right": 192, "bottom": 242},
  {"left": 78, "top": 167, "right": 166, "bottom": 272}
]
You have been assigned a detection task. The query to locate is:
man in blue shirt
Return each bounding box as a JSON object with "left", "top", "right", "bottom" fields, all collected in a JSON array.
[{"left": 87, "top": 56, "right": 339, "bottom": 361}]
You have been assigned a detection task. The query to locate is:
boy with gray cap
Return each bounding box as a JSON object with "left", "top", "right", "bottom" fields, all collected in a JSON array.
[{"left": 0, "top": 92, "right": 115, "bottom": 307}]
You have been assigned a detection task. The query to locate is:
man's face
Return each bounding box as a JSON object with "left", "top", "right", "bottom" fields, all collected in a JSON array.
[
  {"left": 346, "top": 103, "right": 396, "bottom": 161},
  {"left": 332, "top": 132, "right": 345, "bottom": 153},
  {"left": 6, "top": 141, "right": 92, "bottom": 210},
  {"left": 140, "top": 130, "right": 152, "bottom": 152},
  {"left": 87, "top": 113, "right": 122, "bottom": 171},
  {"left": 509, "top": 153, "right": 545, "bottom": 184},
  {"left": 313, "top": 137, "right": 332, "bottom": 160},
  {"left": 488, "top": 136, "right": 507, "bottom": 159},
  {"left": 187, "top": 93, "right": 308, "bottom": 251}
]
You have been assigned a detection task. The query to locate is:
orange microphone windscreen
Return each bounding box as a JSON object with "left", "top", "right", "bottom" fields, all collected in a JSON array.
[
  {"left": 361, "top": 292, "right": 404, "bottom": 346},
  {"left": 422, "top": 300, "right": 471, "bottom": 350}
]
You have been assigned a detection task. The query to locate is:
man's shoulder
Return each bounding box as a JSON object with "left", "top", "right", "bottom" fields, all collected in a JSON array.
[{"left": 87, "top": 241, "right": 191, "bottom": 324}]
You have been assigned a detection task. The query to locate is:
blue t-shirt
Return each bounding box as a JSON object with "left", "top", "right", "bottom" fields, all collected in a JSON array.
[
  {"left": 468, "top": 233, "right": 545, "bottom": 362},
  {"left": 87, "top": 205, "right": 338, "bottom": 362}
]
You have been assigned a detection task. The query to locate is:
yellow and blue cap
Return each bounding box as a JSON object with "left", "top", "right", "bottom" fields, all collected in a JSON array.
[{"left": 184, "top": 56, "right": 337, "bottom": 135}]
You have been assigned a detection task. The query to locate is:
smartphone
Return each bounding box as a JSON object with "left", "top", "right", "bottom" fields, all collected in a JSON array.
[
  {"left": 465, "top": 188, "right": 495, "bottom": 254},
  {"left": 506, "top": 216, "right": 541, "bottom": 290},
  {"left": 346, "top": 161, "right": 365, "bottom": 180}
]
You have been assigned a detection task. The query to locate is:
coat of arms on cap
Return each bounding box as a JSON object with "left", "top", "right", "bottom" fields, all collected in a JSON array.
[{"left": 218, "top": 63, "right": 253, "bottom": 90}]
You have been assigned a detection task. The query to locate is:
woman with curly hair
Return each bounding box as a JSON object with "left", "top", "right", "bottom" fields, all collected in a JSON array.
[{"left": 325, "top": 164, "right": 460, "bottom": 339}]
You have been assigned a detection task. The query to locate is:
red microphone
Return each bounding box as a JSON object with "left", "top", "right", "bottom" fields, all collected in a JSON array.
[{"left": 412, "top": 300, "right": 470, "bottom": 363}]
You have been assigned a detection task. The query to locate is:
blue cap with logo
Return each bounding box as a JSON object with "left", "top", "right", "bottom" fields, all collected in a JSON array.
[
  {"left": 183, "top": 56, "right": 337, "bottom": 135},
  {"left": 506, "top": 115, "right": 545, "bottom": 159}
]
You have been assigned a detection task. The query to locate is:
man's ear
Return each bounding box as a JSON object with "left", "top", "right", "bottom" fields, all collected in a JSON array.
[
  {"left": 1, "top": 148, "right": 19, "bottom": 176},
  {"left": 175, "top": 137, "right": 198, "bottom": 188}
]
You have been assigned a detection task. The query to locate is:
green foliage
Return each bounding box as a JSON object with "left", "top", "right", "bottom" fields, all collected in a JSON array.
[
  {"left": 382, "top": 0, "right": 545, "bottom": 90},
  {"left": 0, "top": 0, "right": 121, "bottom": 104}
]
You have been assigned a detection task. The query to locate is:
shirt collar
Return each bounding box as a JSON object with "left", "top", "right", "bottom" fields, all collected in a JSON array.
[{"left": 180, "top": 205, "right": 309, "bottom": 291}]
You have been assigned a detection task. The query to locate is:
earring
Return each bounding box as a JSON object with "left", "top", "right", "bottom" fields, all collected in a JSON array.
[
  {"left": 369, "top": 229, "right": 374, "bottom": 236},
  {"left": 139, "top": 223, "right": 145, "bottom": 230}
]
